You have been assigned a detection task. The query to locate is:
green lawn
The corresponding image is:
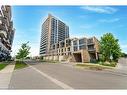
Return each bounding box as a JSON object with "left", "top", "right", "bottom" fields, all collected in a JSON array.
[
  {"left": 14, "top": 61, "right": 28, "bottom": 70},
  {"left": 76, "top": 63, "right": 114, "bottom": 70},
  {"left": 0, "top": 63, "right": 8, "bottom": 70}
]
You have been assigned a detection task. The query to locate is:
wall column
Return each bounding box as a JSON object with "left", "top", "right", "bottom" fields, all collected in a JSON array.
[{"left": 95, "top": 52, "right": 98, "bottom": 60}]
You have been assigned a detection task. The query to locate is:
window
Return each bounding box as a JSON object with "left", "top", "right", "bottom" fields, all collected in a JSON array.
[
  {"left": 65, "top": 48, "right": 66, "bottom": 52},
  {"left": 79, "top": 45, "right": 86, "bottom": 50},
  {"left": 73, "top": 40, "right": 77, "bottom": 45},
  {"left": 87, "top": 38, "right": 94, "bottom": 44},
  {"left": 79, "top": 39, "right": 85, "bottom": 44},
  {"left": 61, "top": 49, "right": 63, "bottom": 52},
  {"left": 68, "top": 47, "right": 70, "bottom": 51},
  {"left": 88, "top": 45, "right": 94, "bottom": 50},
  {"left": 53, "top": 45, "right": 55, "bottom": 49},
  {"left": 74, "top": 46, "right": 78, "bottom": 51}
]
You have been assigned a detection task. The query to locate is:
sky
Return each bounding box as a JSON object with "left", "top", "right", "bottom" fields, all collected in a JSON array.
[{"left": 11, "top": 6, "right": 127, "bottom": 57}]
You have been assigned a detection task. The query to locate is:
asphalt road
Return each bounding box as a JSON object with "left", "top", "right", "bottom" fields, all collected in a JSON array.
[
  {"left": 9, "top": 61, "right": 127, "bottom": 89},
  {"left": 117, "top": 58, "right": 127, "bottom": 73},
  {"left": 9, "top": 66, "right": 62, "bottom": 89}
]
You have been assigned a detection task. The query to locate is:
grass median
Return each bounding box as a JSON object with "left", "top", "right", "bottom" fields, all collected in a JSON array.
[
  {"left": 14, "top": 61, "right": 28, "bottom": 70},
  {"left": 76, "top": 63, "right": 114, "bottom": 70},
  {"left": 0, "top": 63, "right": 8, "bottom": 70}
]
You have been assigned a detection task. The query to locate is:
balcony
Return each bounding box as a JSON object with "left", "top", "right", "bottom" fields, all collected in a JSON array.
[
  {"left": 88, "top": 45, "right": 96, "bottom": 52},
  {"left": 65, "top": 39, "right": 71, "bottom": 47},
  {"left": 0, "top": 41, "right": 9, "bottom": 54},
  {"left": 7, "top": 39, "right": 10, "bottom": 44},
  {"left": 88, "top": 48, "right": 96, "bottom": 51},
  {"left": 0, "top": 24, "right": 8, "bottom": 31},
  {"left": 6, "top": 44, "right": 11, "bottom": 50},
  {"left": 87, "top": 38, "right": 94, "bottom": 45},
  {"left": 0, "top": 30, "right": 7, "bottom": 38},
  {"left": 5, "top": 6, "right": 11, "bottom": 20},
  {"left": 0, "top": 16, "right": 7, "bottom": 25}
]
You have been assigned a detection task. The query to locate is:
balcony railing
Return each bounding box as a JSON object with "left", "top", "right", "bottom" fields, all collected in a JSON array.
[
  {"left": 87, "top": 39, "right": 94, "bottom": 45},
  {"left": 0, "top": 16, "right": 7, "bottom": 25},
  {"left": 88, "top": 48, "right": 96, "bottom": 51},
  {"left": 0, "top": 30, "right": 7, "bottom": 38},
  {"left": 0, "top": 41, "right": 9, "bottom": 53},
  {"left": 0, "top": 24, "right": 8, "bottom": 33}
]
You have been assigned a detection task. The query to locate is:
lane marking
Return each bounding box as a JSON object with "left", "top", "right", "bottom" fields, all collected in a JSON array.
[{"left": 27, "top": 64, "right": 73, "bottom": 89}]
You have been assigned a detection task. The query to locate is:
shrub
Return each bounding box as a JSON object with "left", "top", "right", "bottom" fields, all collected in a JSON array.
[
  {"left": 89, "top": 66, "right": 103, "bottom": 70},
  {"left": 100, "top": 61, "right": 117, "bottom": 67},
  {"left": 15, "top": 60, "right": 24, "bottom": 64},
  {"left": 40, "top": 56, "right": 43, "bottom": 60},
  {"left": 14, "top": 61, "right": 28, "bottom": 70}
]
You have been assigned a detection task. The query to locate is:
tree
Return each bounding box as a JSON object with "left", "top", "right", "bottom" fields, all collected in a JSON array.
[
  {"left": 100, "top": 33, "right": 121, "bottom": 62},
  {"left": 40, "top": 56, "right": 43, "bottom": 60},
  {"left": 16, "top": 42, "right": 31, "bottom": 60},
  {"left": 121, "top": 52, "right": 127, "bottom": 58}
]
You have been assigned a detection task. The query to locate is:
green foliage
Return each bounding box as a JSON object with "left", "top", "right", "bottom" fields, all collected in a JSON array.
[
  {"left": 40, "top": 56, "right": 43, "bottom": 60},
  {"left": 99, "top": 54, "right": 105, "bottom": 62},
  {"left": 26, "top": 57, "right": 31, "bottom": 59},
  {"left": 121, "top": 52, "right": 127, "bottom": 57},
  {"left": 100, "top": 61, "right": 117, "bottom": 67},
  {"left": 100, "top": 33, "right": 121, "bottom": 62},
  {"left": 16, "top": 42, "right": 31, "bottom": 60},
  {"left": 14, "top": 61, "right": 28, "bottom": 70},
  {"left": 0, "top": 64, "right": 8, "bottom": 70}
]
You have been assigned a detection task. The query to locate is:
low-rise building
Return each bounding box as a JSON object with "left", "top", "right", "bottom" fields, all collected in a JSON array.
[{"left": 43, "top": 36, "right": 99, "bottom": 63}]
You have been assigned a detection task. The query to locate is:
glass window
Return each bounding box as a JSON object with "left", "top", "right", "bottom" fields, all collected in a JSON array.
[
  {"left": 79, "top": 45, "right": 86, "bottom": 50},
  {"left": 73, "top": 40, "right": 77, "bottom": 45},
  {"left": 68, "top": 47, "right": 70, "bottom": 51},
  {"left": 79, "top": 39, "right": 85, "bottom": 44},
  {"left": 87, "top": 38, "right": 93, "bottom": 44},
  {"left": 74, "top": 46, "right": 78, "bottom": 51},
  {"left": 88, "top": 45, "right": 94, "bottom": 50}
]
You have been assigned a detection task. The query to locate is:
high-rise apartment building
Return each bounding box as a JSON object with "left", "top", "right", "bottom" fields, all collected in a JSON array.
[
  {"left": 40, "top": 14, "right": 69, "bottom": 56},
  {"left": 0, "top": 5, "right": 15, "bottom": 61}
]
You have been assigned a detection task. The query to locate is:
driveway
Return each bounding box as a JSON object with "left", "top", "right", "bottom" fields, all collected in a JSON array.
[{"left": 111, "top": 58, "right": 127, "bottom": 75}]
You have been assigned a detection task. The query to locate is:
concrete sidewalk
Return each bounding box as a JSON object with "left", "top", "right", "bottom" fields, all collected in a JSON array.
[{"left": 0, "top": 64, "right": 15, "bottom": 89}]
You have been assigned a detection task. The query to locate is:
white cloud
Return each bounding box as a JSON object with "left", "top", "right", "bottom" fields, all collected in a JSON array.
[
  {"left": 98, "top": 18, "right": 120, "bottom": 23},
  {"left": 121, "top": 45, "right": 127, "bottom": 53},
  {"left": 80, "top": 6, "right": 117, "bottom": 14},
  {"left": 121, "top": 45, "right": 127, "bottom": 49}
]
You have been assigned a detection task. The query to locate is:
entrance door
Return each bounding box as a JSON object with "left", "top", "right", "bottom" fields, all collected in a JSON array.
[{"left": 73, "top": 53, "right": 82, "bottom": 62}]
